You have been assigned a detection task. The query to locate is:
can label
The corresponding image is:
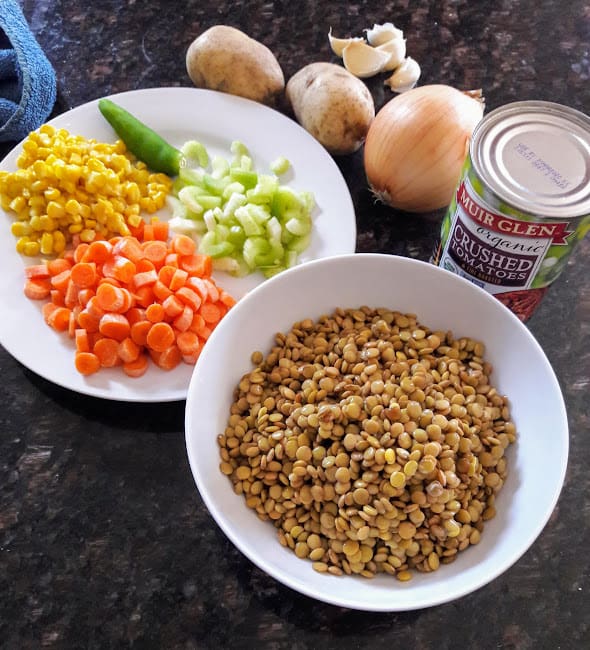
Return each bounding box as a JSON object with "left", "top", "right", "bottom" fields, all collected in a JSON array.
[{"left": 433, "top": 174, "right": 587, "bottom": 320}]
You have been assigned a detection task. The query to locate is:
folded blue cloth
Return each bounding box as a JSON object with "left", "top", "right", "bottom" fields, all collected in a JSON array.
[{"left": 0, "top": 0, "right": 57, "bottom": 142}]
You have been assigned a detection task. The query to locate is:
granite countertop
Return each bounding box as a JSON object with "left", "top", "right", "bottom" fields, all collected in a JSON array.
[{"left": 1, "top": 1, "right": 589, "bottom": 647}]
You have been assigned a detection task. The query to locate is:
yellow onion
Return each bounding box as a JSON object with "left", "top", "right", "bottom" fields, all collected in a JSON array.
[{"left": 364, "top": 84, "right": 484, "bottom": 212}]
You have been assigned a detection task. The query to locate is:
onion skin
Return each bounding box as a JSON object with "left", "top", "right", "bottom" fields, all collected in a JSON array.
[{"left": 364, "top": 84, "right": 484, "bottom": 213}]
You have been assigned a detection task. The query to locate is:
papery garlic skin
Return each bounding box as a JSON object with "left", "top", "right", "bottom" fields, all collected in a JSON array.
[{"left": 384, "top": 57, "right": 421, "bottom": 93}]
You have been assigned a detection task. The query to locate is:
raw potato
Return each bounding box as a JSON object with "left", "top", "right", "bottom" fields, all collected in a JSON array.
[
  {"left": 186, "top": 25, "right": 285, "bottom": 106},
  {"left": 286, "top": 62, "right": 375, "bottom": 155}
]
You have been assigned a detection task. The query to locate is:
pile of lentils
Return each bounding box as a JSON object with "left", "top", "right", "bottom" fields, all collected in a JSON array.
[{"left": 218, "top": 307, "right": 516, "bottom": 581}]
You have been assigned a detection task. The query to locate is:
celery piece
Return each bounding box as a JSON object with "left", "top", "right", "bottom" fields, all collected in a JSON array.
[
  {"left": 212, "top": 256, "right": 251, "bottom": 277},
  {"left": 202, "top": 173, "right": 229, "bottom": 196},
  {"left": 270, "top": 156, "right": 290, "bottom": 175},
  {"left": 227, "top": 224, "right": 246, "bottom": 248},
  {"left": 178, "top": 186, "right": 205, "bottom": 215},
  {"left": 178, "top": 166, "right": 205, "bottom": 187},
  {"left": 271, "top": 186, "right": 304, "bottom": 220},
  {"left": 166, "top": 195, "right": 189, "bottom": 219},
  {"left": 203, "top": 209, "right": 218, "bottom": 232},
  {"left": 181, "top": 141, "right": 209, "bottom": 168},
  {"left": 222, "top": 181, "right": 246, "bottom": 200},
  {"left": 235, "top": 206, "right": 263, "bottom": 237},
  {"left": 285, "top": 215, "right": 311, "bottom": 237},
  {"left": 199, "top": 230, "right": 235, "bottom": 258},
  {"left": 243, "top": 236, "right": 272, "bottom": 269},
  {"left": 246, "top": 174, "right": 279, "bottom": 205},
  {"left": 211, "top": 155, "right": 230, "bottom": 179},
  {"left": 168, "top": 215, "right": 202, "bottom": 235},
  {"left": 231, "top": 140, "right": 250, "bottom": 159},
  {"left": 284, "top": 249, "right": 299, "bottom": 268},
  {"left": 222, "top": 192, "right": 247, "bottom": 219},
  {"left": 196, "top": 195, "right": 222, "bottom": 210},
  {"left": 229, "top": 168, "right": 258, "bottom": 190},
  {"left": 286, "top": 231, "right": 312, "bottom": 253}
]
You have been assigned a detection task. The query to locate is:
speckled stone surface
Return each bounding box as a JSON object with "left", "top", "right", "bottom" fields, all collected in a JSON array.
[{"left": 1, "top": 1, "right": 589, "bottom": 647}]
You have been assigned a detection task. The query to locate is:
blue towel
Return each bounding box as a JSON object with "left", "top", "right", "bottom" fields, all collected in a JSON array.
[{"left": 0, "top": 0, "right": 57, "bottom": 142}]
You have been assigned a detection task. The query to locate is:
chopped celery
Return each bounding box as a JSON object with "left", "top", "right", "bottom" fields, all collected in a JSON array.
[{"left": 169, "top": 138, "right": 315, "bottom": 277}]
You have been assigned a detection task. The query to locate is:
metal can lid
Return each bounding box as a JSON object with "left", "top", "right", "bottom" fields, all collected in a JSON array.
[{"left": 471, "top": 100, "right": 590, "bottom": 219}]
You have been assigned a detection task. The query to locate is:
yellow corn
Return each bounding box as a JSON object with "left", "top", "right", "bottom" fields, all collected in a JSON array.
[{"left": 0, "top": 124, "right": 173, "bottom": 256}]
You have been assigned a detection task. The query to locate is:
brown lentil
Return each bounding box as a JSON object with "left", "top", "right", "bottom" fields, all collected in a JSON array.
[{"left": 218, "top": 307, "right": 516, "bottom": 581}]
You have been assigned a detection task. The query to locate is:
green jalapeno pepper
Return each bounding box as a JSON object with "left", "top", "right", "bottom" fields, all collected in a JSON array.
[{"left": 98, "top": 98, "right": 182, "bottom": 176}]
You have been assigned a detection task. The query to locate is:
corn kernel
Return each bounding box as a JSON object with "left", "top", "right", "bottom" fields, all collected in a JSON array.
[
  {"left": 23, "top": 241, "right": 40, "bottom": 256},
  {"left": 65, "top": 198, "right": 81, "bottom": 215},
  {"left": 39, "top": 215, "right": 56, "bottom": 230},
  {"left": 40, "top": 232, "right": 53, "bottom": 255},
  {"left": 79, "top": 228, "right": 96, "bottom": 243},
  {"left": 127, "top": 213, "right": 142, "bottom": 228},
  {"left": 53, "top": 230, "right": 66, "bottom": 253},
  {"left": 44, "top": 188, "right": 61, "bottom": 201},
  {"left": 9, "top": 196, "right": 27, "bottom": 212},
  {"left": 46, "top": 201, "right": 65, "bottom": 219},
  {"left": 29, "top": 215, "right": 43, "bottom": 231},
  {"left": 11, "top": 221, "right": 31, "bottom": 237}
]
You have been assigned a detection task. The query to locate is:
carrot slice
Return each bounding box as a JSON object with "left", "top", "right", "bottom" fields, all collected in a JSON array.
[
  {"left": 172, "top": 234, "right": 196, "bottom": 257},
  {"left": 42, "top": 302, "right": 59, "bottom": 323},
  {"left": 151, "top": 219, "right": 169, "bottom": 242},
  {"left": 47, "top": 257, "right": 72, "bottom": 276},
  {"left": 153, "top": 280, "right": 173, "bottom": 302},
  {"left": 146, "top": 321, "right": 175, "bottom": 352},
  {"left": 142, "top": 240, "right": 168, "bottom": 268},
  {"left": 50, "top": 288, "right": 66, "bottom": 306},
  {"left": 75, "top": 328, "right": 91, "bottom": 353},
  {"left": 169, "top": 268, "right": 188, "bottom": 291},
  {"left": 77, "top": 308, "right": 101, "bottom": 333},
  {"left": 175, "top": 286, "right": 201, "bottom": 311},
  {"left": 133, "top": 269, "right": 158, "bottom": 288},
  {"left": 64, "top": 279, "right": 79, "bottom": 309},
  {"left": 81, "top": 240, "right": 113, "bottom": 264},
  {"left": 179, "top": 254, "right": 212, "bottom": 277},
  {"left": 50, "top": 269, "right": 71, "bottom": 294},
  {"left": 47, "top": 306, "right": 71, "bottom": 332},
  {"left": 117, "top": 337, "right": 141, "bottom": 363},
  {"left": 151, "top": 344, "right": 182, "bottom": 371},
  {"left": 24, "top": 278, "right": 51, "bottom": 300},
  {"left": 99, "top": 313, "right": 130, "bottom": 341},
  {"left": 133, "top": 285, "right": 155, "bottom": 308},
  {"left": 123, "top": 353, "right": 149, "bottom": 378},
  {"left": 70, "top": 262, "right": 97, "bottom": 288},
  {"left": 112, "top": 256, "right": 136, "bottom": 284},
  {"left": 75, "top": 351, "right": 101, "bottom": 375},
  {"left": 136, "top": 258, "right": 156, "bottom": 273},
  {"left": 146, "top": 302, "right": 165, "bottom": 323},
  {"left": 25, "top": 263, "right": 50, "bottom": 279},
  {"left": 176, "top": 330, "right": 200, "bottom": 357},
  {"left": 203, "top": 279, "right": 220, "bottom": 303},
  {"left": 218, "top": 290, "right": 236, "bottom": 308},
  {"left": 173, "top": 305, "right": 193, "bottom": 332},
  {"left": 162, "top": 294, "right": 184, "bottom": 318},
  {"left": 126, "top": 306, "right": 146, "bottom": 325},
  {"left": 78, "top": 288, "right": 95, "bottom": 307},
  {"left": 200, "top": 301, "right": 222, "bottom": 325},
  {"left": 73, "top": 243, "right": 90, "bottom": 263},
  {"left": 113, "top": 237, "right": 143, "bottom": 264},
  {"left": 130, "top": 320, "right": 152, "bottom": 346},
  {"left": 157, "top": 265, "right": 177, "bottom": 287},
  {"left": 142, "top": 223, "right": 154, "bottom": 241},
  {"left": 93, "top": 337, "right": 120, "bottom": 367},
  {"left": 96, "top": 283, "right": 126, "bottom": 313}
]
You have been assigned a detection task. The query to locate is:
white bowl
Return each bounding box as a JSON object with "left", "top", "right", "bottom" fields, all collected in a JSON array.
[{"left": 185, "top": 254, "right": 568, "bottom": 611}]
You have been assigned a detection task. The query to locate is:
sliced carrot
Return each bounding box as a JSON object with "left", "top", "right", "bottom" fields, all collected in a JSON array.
[
  {"left": 133, "top": 268, "right": 158, "bottom": 288},
  {"left": 123, "top": 352, "right": 149, "bottom": 378},
  {"left": 182, "top": 351, "right": 201, "bottom": 365},
  {"left": 77, "top": 308, "right": 101, "bottom": 332},
  {"left": 119, "top": 287, "right": 135, "bottom": 313},
  {"left": 151, "top": 344, "right": 182, "bottom": 371},
  {"left": 172, "top": 234, "right": 196, "bottom": 257},
  {"left": 81, "top": 239, "right": 113, "bottom": 264},
  {"left": 99, "top": 313, "right": 130, "bottom": 341},
  {"left": 70, "top": 262, "right": 97, "bottom": 288},
  {"left": 130, "top": 320, "right": 152, "bottom": 347},
  {"left": 78, "top": 288, "right": 95, "bottom": 307},
  {"left": 42, "top": 302, "right": 59, "bottom": 323},
  {"left": 85, "top": 296, "right": 106, "bottom": 319},
  {"left": 96, "top": 283, "right": 126, "bottom": 313},
  {"left": 117, "top": 337, "right": 141, "bottom": 363},
  {"left": 146, "top": 302, "right": 165, "bottom": 323},
  {"left": 187, "top": 276, "right": 208, "bottom": 301},
  {"left": 169, "top": 268, "right": 188, "bottom": 291},
  {"left": 173, "top": 305, "right": 193, "bottom": 332},
  {"left": 75, "top": 328, "right": 91, "bottom": 353},
  {"left": 153, "top": 279, "right": 173, "bottom": 302},
  {"left": 47, "top": 306, "right": 71, "bottom": 332},
  {"left": 93, "top": 337, "right": 120, "bottom": 367},
  {"left": 47, "top": 257, "right": 72, "bottom": 276},
  {"left": 64, "top": 279, "right": 79, "bottom": 308},
  {"left": 146, "top": 321, "right": 175, "bottom": 352},
  {"left": 126, "top": 307, "right": 146, "bottom": 325},
  {"left": 219, "top": 289, "right": 236, "bottom": 308},
  {"left": 25, "top": 263, "right": 50, "bottom": 279},
  {"left": 175, "top": 286, "right": 201, "bottom": 311},
  {"left": 162, "top": 294, "right": 184, "bottom": 318},
  {"left": 73, "top": 243, "right": 90, "bottom": 263},
  {"left": 203, "top": 279, "right": 220, "bottom": 303},
  {"left": 157, "top": 265, "right": 177, "bottom": 287},
  {"left": 142, "top": 223, "right": 154, "bottom": 241},
  {"left": 142, "top": 240, "right": 168, "bottom": 268},
  {"left": 50, "top": 269, "right": 72, "bottom": 294},
  {"left": 112, "top": 256, "right": 136, "bottom": 284},
  {"left": 75, "top": 351, "right": 101, "bottom": 375},
  {"left": 24, "top": 277, "right": 51, "bottom": 300},
  {"left": 197, "top": 325, "right": 212, "bottom": 340},
  {"left": 151, "top": 219, "right": 169, "bottom": 242},
  {"left": 176, "top": 330, "right": 200, "bottom": 357},
  {"left": 133, "top": 285, "right": 155, "bottom": 308},
  {"left": 50, "top": 288, "right": 66, "bottom": 306},
  {"left": 179, "top": 253, "right": 212, "bottom": 277},
  {"left": 189, "top": 312, "right": 206, "bottom": 334},
  {"left": 136, "top": 258, "right": 156, "bottom": 273},
  {"left": 164, "top": 252, "right": 179, "bottom": 268},
  {"left": 113, "top": 237, "right": 143, "bottom": 264},
  {"left": 200, "top": 301, "right": 222, "bottom": 325}
]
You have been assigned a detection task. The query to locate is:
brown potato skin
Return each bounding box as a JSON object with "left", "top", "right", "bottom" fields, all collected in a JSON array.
[
  {"left": 186, "top": 25, "right": 285, "bottom": 106},
  {"left": 286, "top": 62, "right": 375, "bottom": 155}
]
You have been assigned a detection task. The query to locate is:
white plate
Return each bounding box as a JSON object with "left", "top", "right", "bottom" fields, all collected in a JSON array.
[{"left": 0, "top": 88, "right": 356, "bottom": 402}]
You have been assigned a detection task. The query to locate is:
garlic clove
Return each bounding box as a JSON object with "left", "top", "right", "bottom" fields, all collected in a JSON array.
[
  {"left": 328, "top": 28, "right": 364, "bottom": 58},
  {"left": 384, "top": 56, "right": 421, "bottom": 92},
  {"left": 342, "top": 40, "right": 391, "bottom": 78},
  {"left": 364, "top": 22, "right": 404, "bottom": 47},
  {"left": 376, "top": 38, "right": 407, "bottom": 72}
]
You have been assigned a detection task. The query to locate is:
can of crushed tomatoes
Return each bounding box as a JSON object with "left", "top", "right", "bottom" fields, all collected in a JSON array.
[{"left": 431, "top": 100, "right": 590, "bottom": 321}]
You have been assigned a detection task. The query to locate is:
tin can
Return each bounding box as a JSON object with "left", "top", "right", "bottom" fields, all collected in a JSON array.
[{"left": 432, "top": 100, "right": 590, "bottom": 321}]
